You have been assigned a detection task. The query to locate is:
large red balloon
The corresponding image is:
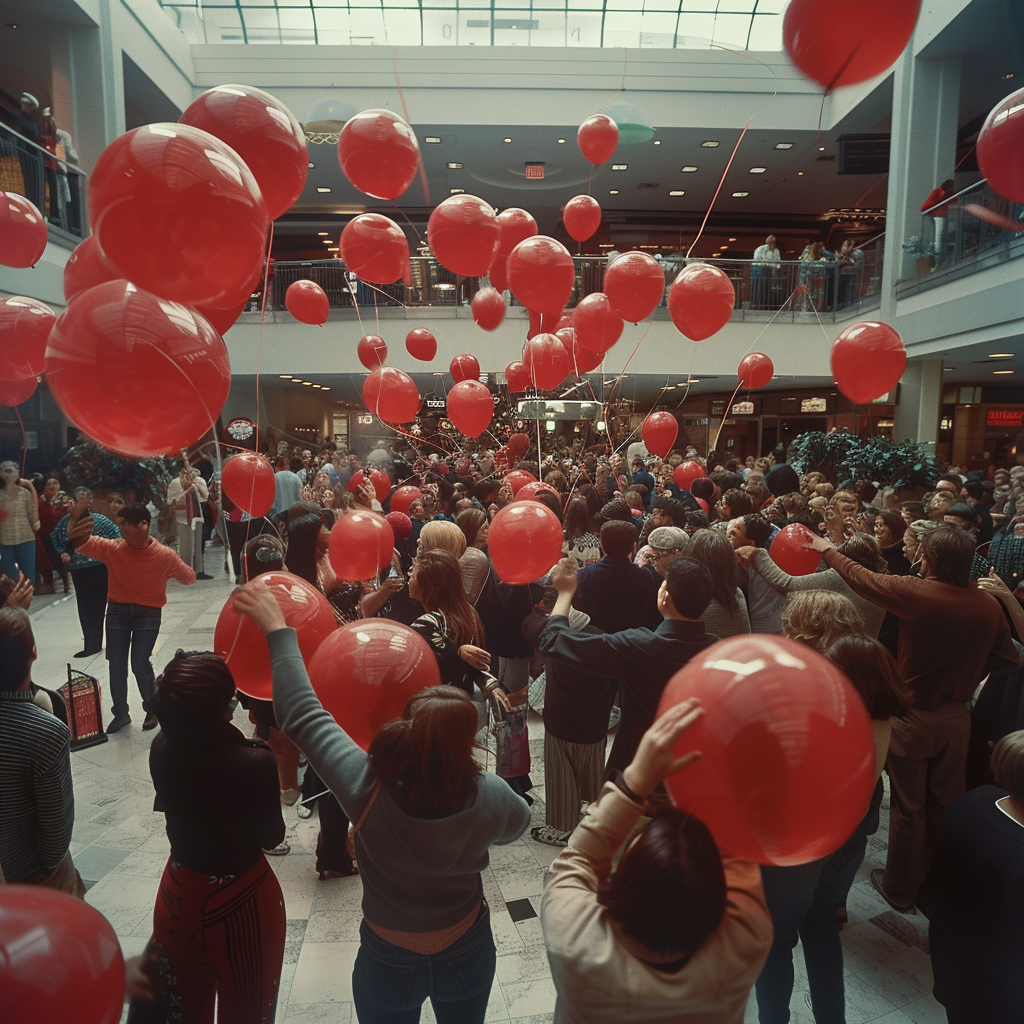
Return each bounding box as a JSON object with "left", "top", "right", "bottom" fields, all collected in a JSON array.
[
  {"left": 505, "top": 470, "right": 538, "bottom": 496},
  {"left": 285, "top": 280, "right": 329, "bottom": 325},
  {"left": 505, "top": 360, "right": 531, "bottom": 393},
  {"left": 180, "top": 84, "right": 308, "bottom": 221},
  {"left": 195, "top": 297, "right": 247, "bottom": 336},
  {"left": 605, "top": 252, "right": 666, "bottom": 323},
  {"left": 45, "top": 280, "right": 231, "bottom": 458},
  {"left": 0, "top": 192, "right": 47, "bottom": 269},
  {"left": 507, "top": 236, "right": 576, "bottom": 315},
  {"left": 338, "top": 109, "right": 420, "bottom": 201},
  {"left": 574, "top": 292, "right": 623, "bottom": 354},
  {"left": 329, "top": 509, "right": 394, "bottom": 581},
  {"left": 0, "top": 378, "right": 37, "bottom": 408},
  {"left": 963, "top": 202, "right": 1024, "bottom": 233},
  {"left": 385, "top": 510, "right": 413, "bottom": 541},
  {"left": 673, "top": 460, "right": 707, "bottom": 491},
  {"left": 63, "top": 235, "right": 117, "bottom": 302},
  {"left": 390, "top": 485, "right": 422, "bottom": 516},
  {"left": 564, "top": 330, "right": 603, "bottom": 375},
  {"left": 490, "top": 208, "right": 538, "bottom": 291},
  {"left": 658, "top": 635, "right": 876, "bottom": 865},
  {"left": 563, "top": 195, "right": 602, "bottom": 241},
  {"left": 447, "top": 379, "right": 494, "bottom": 438},
  {"left": 977, "top": 87, "right": 1024, "bottom": 205},
  {"left": 507, "top": 433, "right": 531, "bottom": 457},
  {"left": 0, "top": 296, "right": 55, "bottom": 378},
  {"left": 523, "top": 332, "right": 571, "bottom": 391},
  {"left": 221, "top": 452, "right": 276, "bottom": 517},
  {"left": 831, "top": 321, "right": 906, "bottom": 403},
  {"left": 358, "top": 334, "right": 388, "bottom": 370},
  {"left": 668, "top": 263, "right": 736, "bottom": 341},
  {"left": 216, "top": 573, "right": 337, "bottom": 700},
  {"left": 0, "top": 885, "right": 125, "bottom": 1024},
  {"left": 339, "top": 213, "right": 410, "bottom": 284},
  {"left": 783, "top": 0, "right": 921, "bottom": 92},
  {"left": 471, "top": 287, "right": 506, "bottom": 331},
  {"left": 770, "top": 523, "right": 822, "bottom": 576},
  {"left": 405, "top": 327, "right": 437, "bottom": 361},
  {"left": 450, "top": 352, "right": 480, "bottom": 383},
  {"left": 88, "top": 123, "right": 268, "bottom": 308},
  {"left": 308, "top": 618, "right": 440, "bottom": 751},
  {"left": 488, "top": 500, "right": 563, "bottom": 583},
  {"left": 577, "top": 114, "right": 619, "bottom": 165},
  {"left": 516, "top": 480, "right": 560, "bottom": 503},
  {"left": 362, "top": 365, "right": 420, "bottom": 425},
  {"left": 737, "top": 352, "right": 774, "bottom": 389},
  {"left": 348, "top": 468, "right": 392, "bottom": 503},
  {"left": 427, "top": 195, "right": 500, "bottom": 277},
  {"left": 642, "top": 411, "right": 678, "bottom": 457}
]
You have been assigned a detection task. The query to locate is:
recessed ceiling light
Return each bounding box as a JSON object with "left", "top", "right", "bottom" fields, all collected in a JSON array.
[
  {"left": 322, "top": 238, "right": 333, "bottom": 243},
  {"left": 732, "top": 191, "right": 749, "bottom": 197},
  {"left": 1003, "top": 72, "right": 1015, "bottom": 79},
  {"left": 557, "top": 138, "right": 565, "bottom": 144},
  {"left": 317, "top": 231, "right": 329, "bottom": 236},
  {"left": 668, "top": 190, "right": 685, "bottom": 196},
  {"left": 425, "top": 136, "right": 441, "bottom": 144},
  {"left": 653, "top": 139, "right": 661, "bottom": 145},
  {"left": 728, "top": 237, "right": 737, "bottom": 241},
  {"left": 447, "top": 162, "right": 463, "bottom": 169},
  {"left": 450, "top": 187, "right": 464, "bottom": 194},
  {"left": 712, "top": 252, "right": 721, "bottom": 257},
  {"left": 317, "top": 187, "right": 331, "bottom": 193},
  {"left": 503, "top": 137, "right": 512, "bottom": 143},
  {"left": 817, "top": 146, "right": 826, "bottom": 151},
  {"left": 774, "top": 143, "right": 794, "bottom": 150},
  {"left": 989, "top": 353, "right": 1014, "bottom": 357},
  {"left": 943, "top": 366, "right": 954, "bottom": 370},
  {"left": 749, "top": 167, "right": 767, "bottom": 174},
  {"left": 308, "top": 162, "right": 314, "bottom": 168},
  {"left": 701, "top": 141, "right": 719, "bottom": 148},
  {"left": 608, "top": 190, "right": 619, "bottom": 195},
  {"left": 994, "top": 369, "right": 1015, "bottom": 374},
  {"left": 321, "top": 387, "right": 331, "bottom": 391},
  {"left": 279, "top": 375, "right": 293, "bottom": 379},
  {"left": 303, "top": 381, "right": 315, "bottom": 386},
  {"left": 612, "top": 164, "right": 628, "bottom": 171},
  {"left": 327, "top": 247, "right": 339, "bottom": 252},
  {"left": 720, "top": 245, "right": 729, "bottom": 250},
  {"left": 798, "top": 171, "right": 805, "bottom": 176}
]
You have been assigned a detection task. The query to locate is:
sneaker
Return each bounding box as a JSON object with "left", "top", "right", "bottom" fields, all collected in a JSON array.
[
  {"left": 264, "top": 842, "right": 290, "bottom": 856},
  {"left": 142, "top": 712, "right": 160, "bottom": 731},
  {"left": 531, "top": 825, "right": 570, "bottom": 847},
  {"left": 106, "top": 715, "right": 132, "bottom": 735},
  {"left": 74, "top": 648, "right": 102, "bottom": 658},
  {"left": 297, "top": 801, "right": 313, "bottom": 819}
]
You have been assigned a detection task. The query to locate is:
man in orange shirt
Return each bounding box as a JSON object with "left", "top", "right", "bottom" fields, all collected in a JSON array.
[{"left": 68, "top": 505, "right": 197, "bottom": 734}]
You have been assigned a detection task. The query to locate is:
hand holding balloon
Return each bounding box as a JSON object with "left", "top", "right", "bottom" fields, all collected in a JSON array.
[
  {"left": 622, "top": 698, "right": 704, "bottom": 802},
  {"left": 232, "top": 580, "right": 288, "bottom": 634}
]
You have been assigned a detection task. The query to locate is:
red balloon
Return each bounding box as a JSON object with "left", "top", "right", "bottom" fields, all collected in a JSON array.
[
  {"left": 505, "top": 468, "right": 537, "bottom": 494},
  {"left": 564, "top": 330, "right": 603, "bottom": 375},
  {"left": 668, "top": 263, "right": 736, "bottom": 341},
  {"left": 308, "top": 618, "right": 440, "bottom": 751},
  {"left": 516, "top": 480, "right": 559, "bottom": 503},
  {"left": 783, "top": 0, "right": 921, "bottom": 92},
  {"left": 577, "top": 114, "right": 619, "bottom": 165},
  {"left": 563, "top": 195, "right": 602, "bottom": 242},
  {"left": 505, "top": 360, "right": 531, "bottom": 393},
  {"left": 769, "top": 523, "right": 822, "bottom": 576},
  {"left": 471, "top": 287, "right": 506, "bottom": 331},
  {"left": 574, "top": 292, "right": 623, "bottom": 354},
  {"left": 179, "top": 84, "right": 308, "bottom": 221},
  {"left": 338, "top": 109, "right": 419, "bottom": 201},
  {"left": 329, "top": 509, "right": 394, "bottom": 581},
  {"left": 447, "top": 379, "right": 494, "bottom": 438},
  {"left": 221, "top": 452, "right": 276, "bottom": 517},
  {"left": 605, "top": 252, "right": 666, "bottom": 323},
  {"left": 390, "top": 485, "right": 422, "bottom": 516},
  {"left": 977, "top": 87, "right": 1024, "bottom": 205},
  {"left": 339, "top": 213, "right": 410, "bottom": 284},
  {"left": 696, "top": 497, "right": 710, "bottom": 514},
  {"left": 657, "top": 634, "right": 876, "bottom": 865},
  {"left": 507, "top": 236, "right": 576, "bottom": 315},
  {"left": 0, "top": 884, "right": 125, "bottom": 1024},
  {"left": 88, "top": 123, "right": 268, "bottom": 308},
  {"left": 285, "top": 280, "right": 329, "bottom": 325},
  {"left": 831, "top": 321, "right": 906, "bottom": 403},
  {"left": 63, "top": 235, "right": 117, "bottom": 302},
  {"left": 0, "top": 378, "right": 37, "bottom": 408},
  {"left": 0, "top": 191, "right": 47, "bottom": 269},
  {"left": 737, "top": 352, "right": 774, "bottom": 389},
  {"left": 507, "top": 433, "right": 531, "bottom": 457},
  {"left": 405, "top": 327, "right": 437, "bottom": 361},
  {"left": 349, "top": 469, "right": 392, "bottom": 503},
  {"left": 642, "top": 411, "right": 679, "bottom": 457},
  {"left": 490, "top": 208, "right": 538, "bottom": 291},
  {"left": 0, "top": 296, "right": 55, "bottom": 378},
  {"left": 45, "top": 280, "right": 231, "bottom": 458},
  {"left": 523, "top": 332, "right": 571, "bottom": 391},
  {"left": 673, "top": 460, "right": 707, "bottom": 491},
  {"left": 450, "top": 352, "right": 480, "bottom": 383},
  {"left": 358, "top": 334, "right": 388, "bottom": 370},
  {"left": 488, "top": 500, "right": 564, "bottom": 584},
  {"left": 427, "top": 194, "right": 500, "bottom": 277},
  {"left": 963, "top": 202, "right": 1024, "bottom": 233},
  {"left": 385, "top": 510, "right": 413, "bottom": 541},
  {"left": 195, "top": 297, "right": 247, "bottom": 336},
  {"left": 215, "top": 573, "right": 337, "bottom": 700}
]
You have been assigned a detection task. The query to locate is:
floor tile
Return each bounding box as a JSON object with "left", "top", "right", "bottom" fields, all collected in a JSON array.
[
  {"left": 72, "top": 844, "right": 130, "bottom": 883},
  {"left": 290, "top": 942, "right": 360, "bottom": 1003},
  {"left": 501, "top": 976, "right": 557, "bottom": 1019},
  {"left": 900, "top": 993, "right": 949, "bottom": 1024}
]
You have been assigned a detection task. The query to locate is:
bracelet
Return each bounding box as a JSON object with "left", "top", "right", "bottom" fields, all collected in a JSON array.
[{"left": 612, "top": 771, "right": 645, "bottom": 806}]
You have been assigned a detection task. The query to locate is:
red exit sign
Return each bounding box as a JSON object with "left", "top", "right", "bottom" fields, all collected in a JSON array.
[
  {"left": 987, "top": 409, "right": 1024, "bottom": 428},
  {"left": 525, "top": 163, "right": 545, "bottom": 179}
]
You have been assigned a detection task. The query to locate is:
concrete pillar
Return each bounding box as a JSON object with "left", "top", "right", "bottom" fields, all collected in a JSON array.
[{"left": 894, "top": 359, "right": 944, "bottom": 451}]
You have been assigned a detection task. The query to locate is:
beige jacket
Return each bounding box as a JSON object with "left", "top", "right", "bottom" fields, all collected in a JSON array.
[{"left": 541, "top": 783, "right": 773, "bottom": 1024}]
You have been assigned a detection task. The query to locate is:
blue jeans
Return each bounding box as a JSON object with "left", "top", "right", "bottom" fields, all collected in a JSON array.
[
  {"left": 0, "top": 540, "right": 35, "bottom": 585},
  {"left": 353, "top": 900, "right": 495, "bottom": 1024},
  {"left": 105, "top": 601, "right": 162, "bottom": 719}
]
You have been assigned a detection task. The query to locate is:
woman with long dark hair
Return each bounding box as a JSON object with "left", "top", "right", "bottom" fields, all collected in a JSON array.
[
  {"left": 233, "top": 582, "right": 531, "bottom": 1024},
  {"left": 562, "top": 496, "right": 601, "bottom": 568},
  {"left": 875, "top": 509, "right": 911, "bottom": 575},
  {"left": 687, "top": 529, "right": 750, "bottom": 638}
]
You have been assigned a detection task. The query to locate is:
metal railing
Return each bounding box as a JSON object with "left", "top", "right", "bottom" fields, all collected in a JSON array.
[
  {"left": 0, "top": 121, "right": 88, "bottom": 240},
  {"left": 251, "top": 242, "right": 883, "bottom": 325}
]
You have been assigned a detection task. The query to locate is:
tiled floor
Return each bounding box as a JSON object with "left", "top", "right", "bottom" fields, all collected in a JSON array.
[{"left": 26, "top": 558, "right": 949, "bottom": 1023}]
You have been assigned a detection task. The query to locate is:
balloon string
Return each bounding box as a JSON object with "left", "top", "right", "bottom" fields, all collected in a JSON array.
[
  {"left": 686, "top": 116, "right": 752, "bottom": 259},
  {"left": 392, "top": 47, "right": 430, "bottom": 206},
  {"left": 711, "top": 379, "right": 745, "bottom": 452},
  {"left": 255, "top": 223, "right": 275, "bottom": 446},
  {"left": 14, "top": 406, "right": 26, "bottom": 477},
  {"left": 601, "top": 319, "right": 655, "bottom": 447}
]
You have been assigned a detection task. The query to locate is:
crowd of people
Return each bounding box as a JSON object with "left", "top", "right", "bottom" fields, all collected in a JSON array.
[{"left": 2, "top": 433, "right": 1024, "bottom": 1024}]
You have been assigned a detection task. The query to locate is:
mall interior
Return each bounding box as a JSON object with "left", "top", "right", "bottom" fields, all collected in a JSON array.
[{"left": 2, "top": 2, "right": 1024, "bottom": 1024}]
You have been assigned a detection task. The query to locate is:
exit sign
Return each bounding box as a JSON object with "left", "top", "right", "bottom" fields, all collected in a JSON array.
[{"left": 525, "top": 164, "right": 545, "bottom": 179}]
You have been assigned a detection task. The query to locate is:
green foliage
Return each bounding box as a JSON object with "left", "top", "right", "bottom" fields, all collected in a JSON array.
[
  {"left": 58, "top": 441, "right": 173, "bottom": 507},
  {"left": 790, "top": 431, "right": 944, "bottom": 491}
]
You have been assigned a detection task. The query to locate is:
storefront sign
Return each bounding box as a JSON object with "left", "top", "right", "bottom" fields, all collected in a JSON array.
[
  {"left": 356, "top": 414, "right": 374, "bottom": 425},
  {"left": 986, "top": 409, "right": 1024, "bottom": 428},
  {"left": 424, "top": 397, "right": 447, "bottom": 411},
  {"left": 226, "top": 417, "right": 256, "bottom": 442},
  {"left": 732, "top": 401, "right": 755, "bottom": 415},
  {"left": 800, "top": 398, "right": 828, "bottom": 413}
]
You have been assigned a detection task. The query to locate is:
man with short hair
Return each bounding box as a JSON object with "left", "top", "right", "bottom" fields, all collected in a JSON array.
[
  {"left": 166, "top": 458, "right": 211, "bottom": 579},
  {"left": 718, "top": 487, "right": 754, "bottom": 522},
  {"left": 943, "top": 503, "right": 993, "bottom": 579},
  {"left": 68, "top": 505, "right": 197, "bottom": 734},
  {"left": 960, "top": 481, "right": 994, "bottom": 543},
  {"left": 647, "top": 525, "right": 689, "bottom": 582},
  {"left": 752, "top": 234, "right": 781, "bottom": 308},
  {"left": 727, "top": 514, "right": 785, "bottom": 634}
]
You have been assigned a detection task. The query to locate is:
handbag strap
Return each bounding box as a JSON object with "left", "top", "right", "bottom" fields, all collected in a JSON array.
[{"left": 352, "top": 780, "right": 382, "bottom": 836}]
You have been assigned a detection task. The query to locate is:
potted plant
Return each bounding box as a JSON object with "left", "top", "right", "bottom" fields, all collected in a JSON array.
[{"left": 902, "top": 235, "right": 937, "bottom": 277}]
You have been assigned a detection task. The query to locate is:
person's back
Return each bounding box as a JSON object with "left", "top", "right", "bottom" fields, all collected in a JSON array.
[
  {"left": 575, "top": 520, "right": 660, "bottom": 633},
  {"left": 273, "top": 461, "right": 304, "bottom": 515}
]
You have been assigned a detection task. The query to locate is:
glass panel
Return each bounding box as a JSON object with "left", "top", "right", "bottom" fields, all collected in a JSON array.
[
  {"left": 240, "top": 8, "right": 283, "bottom": 44},
  {"left": 382, "top": 9, "right": 422, "bottom": 44},
  {"left": 601, "top": 11, "right": 641, "bottom": 47},
  {"left": 278, "top": 8, "right": 316, "bottom": 42},
  {"left": 529, "top": 10, "right": 567, "bottom": 46},
  {"left": 348, "top": 8, "right": 388, "bottom": 43},
  {"left": 422, "top": 8, "right": 459, "bottom": 44},
  {"left": 639, "top": 11, "right": 677, "bottom": 47},
  {"left": 747, "top": 12, "right": 783, "bottom": 49},
  {"left": 712, "top": 13, "right": 755, "bottom": 47},
  {"left": 566, "top": 9, "right": 602, "bottom": 45},
  {"left": 312, "top": 7, "right": 350, "bottom": 44},
  {"left": 675, "top": 11, "right": 717, "bottom": 45},
  {"left": 202, "top": 8, "right": 246, "bottom": 43}
]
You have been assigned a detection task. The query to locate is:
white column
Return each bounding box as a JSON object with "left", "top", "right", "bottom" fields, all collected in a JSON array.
[{"left": 894, "top": 359, "right": 944, "bottom": 450}]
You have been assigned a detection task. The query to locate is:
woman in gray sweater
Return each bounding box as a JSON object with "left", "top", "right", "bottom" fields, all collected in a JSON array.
[
  {"left": 233, "top": 581, "right": 531, "bottom": 1024},
  {"left": 688, "top": 529, "right": 751, "bottom": 639}
]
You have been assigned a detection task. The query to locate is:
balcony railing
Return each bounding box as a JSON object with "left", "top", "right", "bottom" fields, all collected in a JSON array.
[{"left": 0, "top": 121, "right": 89, "bottom": 241}]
